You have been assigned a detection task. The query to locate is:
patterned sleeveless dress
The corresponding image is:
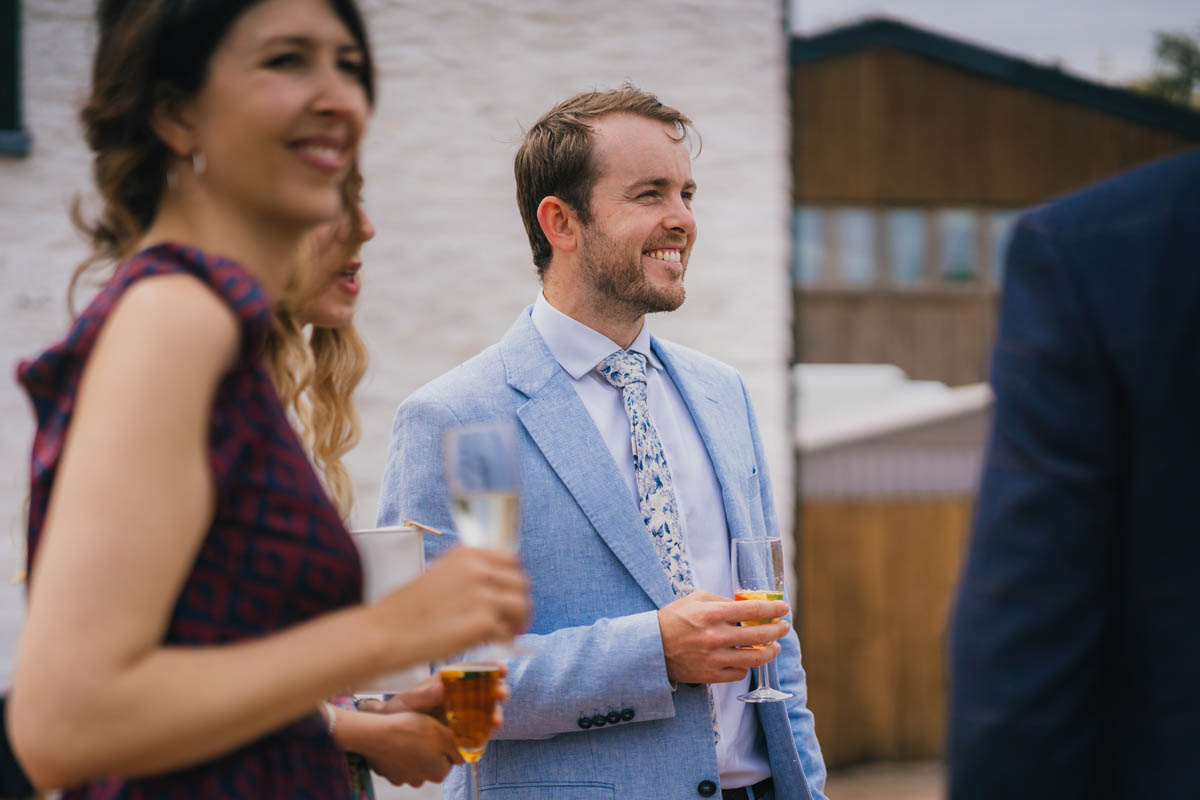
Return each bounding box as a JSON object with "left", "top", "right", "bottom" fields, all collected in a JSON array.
[{"left": 17, "top": 243, "right": 364, "bottom": 799}]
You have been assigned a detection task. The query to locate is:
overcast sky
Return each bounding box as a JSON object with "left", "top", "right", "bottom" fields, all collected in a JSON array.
[{"left": 789, "top": 0, "right": 1199, "bottom": 86}]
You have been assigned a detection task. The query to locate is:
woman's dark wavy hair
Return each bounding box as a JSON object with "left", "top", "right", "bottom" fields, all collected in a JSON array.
[{"left": 70, "top": 0, "right": 376, "bottom": 310}]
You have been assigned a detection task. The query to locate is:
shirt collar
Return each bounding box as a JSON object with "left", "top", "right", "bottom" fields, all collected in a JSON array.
[{"left": 531, "top": 291, "right": 663, "bottom": 380}]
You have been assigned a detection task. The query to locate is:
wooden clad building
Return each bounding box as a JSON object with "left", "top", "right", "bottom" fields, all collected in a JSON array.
[
  {"left": 789, "top": 19, "right": 1200, "bottom": 771},
  {"left": 790, "top": 17, "right": 1200, "bottom": 386},
  {"left": 793, "top": 364, "right": 992, "bottom": 768}
]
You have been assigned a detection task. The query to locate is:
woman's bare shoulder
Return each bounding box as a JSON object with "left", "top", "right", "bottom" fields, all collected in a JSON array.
[{"left": 100, "top": 273, "right": 243, "bottom": 375}]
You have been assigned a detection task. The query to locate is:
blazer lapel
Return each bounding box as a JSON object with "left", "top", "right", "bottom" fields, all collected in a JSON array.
[
  {"left": 652, "top": 337, "right": 755, "bottom": 541},
  {"left": 656, "top": 339, "right": 811, "bottom": 795},
  {"left": 500, "top": 311, "right": 676, "bottom": 609}
]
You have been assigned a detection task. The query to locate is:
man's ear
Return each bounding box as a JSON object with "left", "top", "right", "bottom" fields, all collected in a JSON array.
[
  {"left": 150, "top": 91, "right": 198, "bottom": 159},
  {"left": 536, "top": 196, "right": 579, "bottom": 254}
]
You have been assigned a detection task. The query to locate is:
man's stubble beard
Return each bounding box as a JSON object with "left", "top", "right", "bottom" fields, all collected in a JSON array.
[{"left": 579, "top": 224, "right": 686, "bottom": 319}]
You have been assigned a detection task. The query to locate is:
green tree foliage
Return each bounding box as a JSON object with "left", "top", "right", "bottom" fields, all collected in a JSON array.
[{"left": 1133, "top": 27, "right": 1200, "bottom": 108}]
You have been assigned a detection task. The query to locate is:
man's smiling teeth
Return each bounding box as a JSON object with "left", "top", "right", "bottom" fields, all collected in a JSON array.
[{"left": 645, "top": 249, "right": 681, "bottom": 263}]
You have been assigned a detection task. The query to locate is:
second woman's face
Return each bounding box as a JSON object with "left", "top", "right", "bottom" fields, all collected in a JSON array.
[
  {"left": 184, "top": 0, "right": 370, "bottom": 229},
  {"left": 301, "top": 202, "right": 376, "bottom": 329}
]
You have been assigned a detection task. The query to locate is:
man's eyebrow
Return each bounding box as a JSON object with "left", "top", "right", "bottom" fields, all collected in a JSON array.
[{"left": 628, "top": 177, "right": 698, "bottom": 192}]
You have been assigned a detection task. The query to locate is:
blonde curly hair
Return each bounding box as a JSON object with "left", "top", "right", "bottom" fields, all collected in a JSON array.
[
  {"left": 266, "top": 170, "right": 369, "bottom": 519},
  {"left": 266, "top": 318, "right": 366, "bottom": 520},
  {"left": 305, "top": 324, "right": 368, "bottom": 517}
]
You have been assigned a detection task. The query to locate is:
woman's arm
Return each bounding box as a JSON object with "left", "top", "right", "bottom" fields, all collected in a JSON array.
[{"left": 9, "top": 276, "right": 528, "bottom": 789}]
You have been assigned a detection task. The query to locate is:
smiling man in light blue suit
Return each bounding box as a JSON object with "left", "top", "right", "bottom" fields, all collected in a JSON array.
[{"left": 378, "top": 85, "right": 826, "bottom": 800}]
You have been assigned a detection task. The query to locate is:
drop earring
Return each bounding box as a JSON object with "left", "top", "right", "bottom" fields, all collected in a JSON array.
[{"left": 192, "top": 150, "right": 206, "bottom": 178}]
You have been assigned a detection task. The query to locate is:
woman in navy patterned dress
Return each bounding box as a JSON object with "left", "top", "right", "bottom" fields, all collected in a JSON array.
[{"left": 8, "top": 2, "right": 529, "bottom": 797}]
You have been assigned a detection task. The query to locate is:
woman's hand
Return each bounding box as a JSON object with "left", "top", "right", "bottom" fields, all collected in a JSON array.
[
  {"left": 333, "top": 667, "right": 509, "bottom": 789},
  {"left": 358, "top": 667, "right": 510, "bottom": 732},
  {"left": 369, "top": 547, "right": 530, "bottom": 669},
  {"left": 331, "top": 706, "right": 462, "bottom": 788}
]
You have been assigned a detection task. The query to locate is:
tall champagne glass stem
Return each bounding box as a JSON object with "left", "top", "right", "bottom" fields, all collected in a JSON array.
[{"left": 732, "top": 537, "right": 793, "bottom": 703}]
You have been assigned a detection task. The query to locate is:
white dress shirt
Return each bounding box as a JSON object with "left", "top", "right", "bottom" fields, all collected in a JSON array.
[{"left": 531, "top": 292, "right": 772, "bottom": 788}]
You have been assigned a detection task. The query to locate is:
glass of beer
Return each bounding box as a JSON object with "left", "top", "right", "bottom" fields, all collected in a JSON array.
[
  {"left": 732, "top": 537, "right": 793, "bottom": 703},
  {"left": 439, "top": 659, "right": 501, "bottom": 800}
]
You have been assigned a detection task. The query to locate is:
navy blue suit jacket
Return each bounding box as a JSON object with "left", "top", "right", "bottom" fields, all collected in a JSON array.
[{"left": 948, "top": 148, "right": 1200, "bottom": 799}]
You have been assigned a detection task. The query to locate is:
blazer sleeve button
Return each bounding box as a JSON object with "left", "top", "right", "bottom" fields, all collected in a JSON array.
[
  {"left": 606, "top": 710, "right": 621, "bottom": 725},
  {"left": 697, "top": 779, "right": 718, "bottom": 797},
  {"left": 577, "top": 716, "right": 592, "bottom": 729},
  {"left": 620, "top": 708, "right": 635, "bottom": 721},
  {"left": 591, "top": 714, "right": 607, "bottom": 727}
]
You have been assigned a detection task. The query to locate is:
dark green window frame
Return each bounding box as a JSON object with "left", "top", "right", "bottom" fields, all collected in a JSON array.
[{"left": 1, "top": 0, "right": 31, "bottom": 157}]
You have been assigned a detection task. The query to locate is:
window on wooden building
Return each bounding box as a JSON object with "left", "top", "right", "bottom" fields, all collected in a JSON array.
[
  {"left": 989, "top": 210, "right": 1020, "bottom": 283},
  {"left": 886, "top": 208, "right": 925, "bottom": 285},
  {"left": 939, "top": 209, "right": 976, "bottom": 282},
  {"left": 793, "top": 207, "right": 826, "bottom": 284},
  {"left": 1, "top": 0, "right": 30, "bottom": 156},
  {"left": 837, "top": 207, "right": 875, "bottom": 285},
  {"left": 793, "top": 204, "right": 1024, "bottom": 289}
]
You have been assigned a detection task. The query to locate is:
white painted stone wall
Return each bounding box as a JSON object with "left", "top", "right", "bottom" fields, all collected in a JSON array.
[
  {"left": 1, "top": 2, "right": 791, "bottom": 795},
  {"left": 0, "top": 0, "right": 99, "bottom": 696}
]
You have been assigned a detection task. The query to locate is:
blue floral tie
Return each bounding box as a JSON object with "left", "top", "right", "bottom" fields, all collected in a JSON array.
[
  {"left": 599, "top": 349, "right": 720, "bottom": 743},
  {"left": 598, "top": 350, "right": 695, "bottom": 596}
]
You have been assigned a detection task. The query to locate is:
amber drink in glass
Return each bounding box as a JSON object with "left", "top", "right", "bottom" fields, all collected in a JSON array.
[
  {"left": 732, "top": 537, "right": 793, "bottom": 702},
  {"left": 439, "top": 663, "right": 500, "bottom": 799}
]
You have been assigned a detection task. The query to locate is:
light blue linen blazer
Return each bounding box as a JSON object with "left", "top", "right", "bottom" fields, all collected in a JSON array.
[{"left": 378, "top": 308, "right": 827, "bottom": 800}]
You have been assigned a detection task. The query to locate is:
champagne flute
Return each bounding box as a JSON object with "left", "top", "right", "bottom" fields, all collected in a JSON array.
[
  {"left": 732, "top": 537, "right": 793, "bottom": 703},
  {"left": 439, "top": 655, "right": 500, "bottom": 800},
  {"left": 443, "top": 422, "right": 523, "bottom": 661},
  {"left": 443, "top": 422, "right": 521, "bottom": 554}
]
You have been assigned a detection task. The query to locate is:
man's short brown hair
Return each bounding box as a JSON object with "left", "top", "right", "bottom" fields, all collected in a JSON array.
[{"left": 514, "top": 83, "right": 697, "bottom": 279}]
